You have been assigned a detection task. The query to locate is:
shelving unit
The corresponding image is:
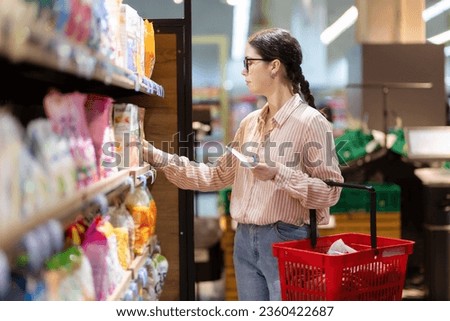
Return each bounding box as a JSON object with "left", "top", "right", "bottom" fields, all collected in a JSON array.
[
  {"left": 0, "top": 0, "right": 194, "bottom": 301},
  {"left": 107, "top": 235, "right": 159, "bottom": 301},
  {"left": 0, "top": 169, "right": 131, "bottom": 252}
]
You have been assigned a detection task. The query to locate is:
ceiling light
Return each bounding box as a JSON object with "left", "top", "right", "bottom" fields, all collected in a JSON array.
[
  {"left": 422, "top": 0, "right": 450, "bottom": 21},
  {"left": 231, "top": 0, "right": 251, "bottom": 60},
  {"left": 320, "top": 6, "right": 358, "bottom": 45},
  {"left": 173, "top": 0, "right": 183, "bottom": 4},
  {"left": 226, "top": 0, "right": 239, "bottom": 5},
  {"left": 428, "top": 30, "right": 450, "bottom": 44}
]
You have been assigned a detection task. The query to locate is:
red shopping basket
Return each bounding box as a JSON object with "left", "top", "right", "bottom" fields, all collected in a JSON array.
[{"left": 272, "top": 181, "right": 415, "bottom": 301}]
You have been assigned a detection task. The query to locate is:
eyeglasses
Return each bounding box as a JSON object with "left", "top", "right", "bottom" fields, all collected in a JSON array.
[{"left": 243, "top": 57, "right": 271, "bottom": 72}]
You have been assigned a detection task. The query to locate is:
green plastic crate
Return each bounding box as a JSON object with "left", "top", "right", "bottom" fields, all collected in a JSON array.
[
  {"left": 330, "top": 188, "right": 367, "bottom": 214},
  {"left": 372, "top": 183, "right": 401, "bottom": 212},
  {"left": 219, "top": 187, "right": 232, "bottom": 216},
  {"left": 331, "top": 182, "right": 401, "bottom": 214},
  {"left": 334, "top": 129, "right": 379, "bottom": 165}
]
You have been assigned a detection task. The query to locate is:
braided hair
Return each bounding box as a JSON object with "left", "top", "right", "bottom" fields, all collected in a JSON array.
[{"left": 248, "top": 28, "right": 316, "bottom": 108}]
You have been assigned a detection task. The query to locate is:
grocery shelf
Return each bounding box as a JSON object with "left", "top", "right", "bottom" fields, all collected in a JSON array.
[
  {"left": 129, "top": 163, "right": 157, "bottom": 186},
  {"left": 0, "top": 169, "right": 131, "bottom": 251},
  {"left": 129, "top": 245, "right": 150, "bottom": 280},
  {"left": 107, "top": 235, "right": 158, "bottom": 301},
  {"left": 0, "top": 28, "right": 164, "bottom": 101},
  {"left": 107, "top": 270, "right": 133, "bottom": 301}
]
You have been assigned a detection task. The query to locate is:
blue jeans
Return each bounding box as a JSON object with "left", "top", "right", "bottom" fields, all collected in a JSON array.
[{"left": 233, "top": 222, "right": 311, "bottom": 301}]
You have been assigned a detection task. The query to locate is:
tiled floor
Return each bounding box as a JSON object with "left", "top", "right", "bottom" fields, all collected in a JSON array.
[{"left": 196, "top": 271, "right": 428, "bottom": 301}]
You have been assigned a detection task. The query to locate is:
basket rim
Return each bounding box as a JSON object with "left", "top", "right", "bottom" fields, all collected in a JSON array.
[{"left": 272, "top": 232, "right": 415, "bottom": 258}]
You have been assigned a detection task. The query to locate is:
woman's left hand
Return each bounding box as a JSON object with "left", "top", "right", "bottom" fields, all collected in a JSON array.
[{"left": 251, "top": 162, "right": 279, "bottom": 181}]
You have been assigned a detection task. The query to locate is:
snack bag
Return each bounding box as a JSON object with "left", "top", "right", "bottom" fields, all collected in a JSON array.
[
  {"left": 144, "top": 185, "right": 157, "bottom": 236},
  {"left": 144, "top": 20, "right": 156, "bottom": 78},
  {"left": 113, "top": 103, "right": 141, "bottom": 168},
  {"left": 44, "top": 246, "right": 96, "bottom": 301},
  {"left": 43, "top": 90, "right": 99, "bottom": 188},
  {"left": 125, "top": 184, "right": 151, "bottom": 255},
  {"left": 84, "top": 94, "right": 118, "bottom": 178},
  {"left": 109, "top": 204, "right": 135, "bottom": 269}
]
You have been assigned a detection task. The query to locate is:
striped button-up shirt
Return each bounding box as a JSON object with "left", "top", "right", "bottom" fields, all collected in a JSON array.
[{"left": 151, "top": 94, "right": 343, "bottom": 226}]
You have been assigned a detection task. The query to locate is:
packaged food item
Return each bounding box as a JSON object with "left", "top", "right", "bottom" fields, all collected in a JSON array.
[
  {"left": 19, "top": 146, "right": 52, "bottom": 218},
  {"left": 0, "top": 251, "right": 10, "bottom": 299},
  {"left": 144, "top": 20, "right": 156, "bottom": 78},
  {"left": 119, "top": 4, "right": 142, "bottom": 73},
  {"left": 147, "top": 253, "right": 168, "bottom": 300},
  {"left": 142, "top": 178, "right": 157, "bottom": 237},
  {"left": 125, "top": 183, "right": 151, "bottom": 255},
  {"left": 68, "top": 0, "right": 92, "bottom": 44},
  {"left": 0, "top": 111, "right": 25, "bottom": 228},
  {"left": 109, "top": 204, "right": 135, "bottom": 269},
  {"left": 43, "top": 90, "right": 99, "bottom": 188},
  {"left": 84, "top": 94, "right": 118, "bottom": 178},
  {"left": 113, "top": 103, "right": 141, "bottom": 168},
  {"left": 138, "top": 107, "right": 146, "bottom": 143},
  {"left": 44, "top": 246, "right": 96, "bottom": 301},
  {"left": 81, "top": 216, "right": 124, "bottom": 300},
  {"left": 27, "top": 118, "right": 77, "bottom": 199}
]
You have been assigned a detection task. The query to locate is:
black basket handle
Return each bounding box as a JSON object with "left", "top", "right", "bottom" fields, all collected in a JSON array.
[{"left": 309, "top": 180, "right": 377, "bottom": 250}]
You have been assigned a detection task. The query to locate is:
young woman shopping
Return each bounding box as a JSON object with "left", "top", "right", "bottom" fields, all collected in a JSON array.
[{"left": 143, "top": 27, "right": 343, "bottom": 300}]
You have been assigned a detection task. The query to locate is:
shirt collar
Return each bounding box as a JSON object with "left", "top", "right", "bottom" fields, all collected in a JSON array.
[{"left": 258, "top": 94, "right": 303, "bottom": 128}]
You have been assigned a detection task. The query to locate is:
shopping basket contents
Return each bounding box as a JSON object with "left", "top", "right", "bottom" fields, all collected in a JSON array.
[{"left": 272, "top": 181, "right": 415, "bottom": 301}]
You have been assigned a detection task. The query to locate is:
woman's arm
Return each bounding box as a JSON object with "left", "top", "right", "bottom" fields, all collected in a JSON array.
[{"left": 143, "top": 129, "right": 243, "bottom": 192}]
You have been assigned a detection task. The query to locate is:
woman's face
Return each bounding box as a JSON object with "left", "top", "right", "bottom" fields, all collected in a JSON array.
[{"left": 242, "top": 44, "right": 273, "bottom": 96}]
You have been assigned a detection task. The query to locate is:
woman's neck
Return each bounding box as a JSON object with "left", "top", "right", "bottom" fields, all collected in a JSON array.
[{"left": 266, "top": 86, "right": 295, "bottom": 117}]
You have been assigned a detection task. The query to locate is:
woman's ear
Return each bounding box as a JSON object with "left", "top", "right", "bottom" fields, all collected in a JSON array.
[
  {"left": 271, "top": 59, "right": 281, "bottom": 72},
  {"left": 270, "top": 59, "right": 281, "bottom": 78}
]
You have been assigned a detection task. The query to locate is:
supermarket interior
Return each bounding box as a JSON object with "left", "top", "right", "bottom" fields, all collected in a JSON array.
[{"left": 0, "top": 0, "right": 449, "bottom": 302}]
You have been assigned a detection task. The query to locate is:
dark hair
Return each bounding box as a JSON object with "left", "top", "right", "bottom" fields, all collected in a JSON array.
[{"left": 248, "top": 28, "right": 316, "bottom": 108}]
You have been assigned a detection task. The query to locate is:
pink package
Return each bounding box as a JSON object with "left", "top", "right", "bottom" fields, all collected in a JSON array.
[
  {"left": 66, "top": 0, "right": 92, "bottom": 44},
  {"left": 81, "top": 217, "right": 110, "bottom": 300},
  {"left": 85, "top": 94, "right": 118, "bottom": 178},
  {"left": 43, "top": 90, "right": 99, "bottom": 188}
]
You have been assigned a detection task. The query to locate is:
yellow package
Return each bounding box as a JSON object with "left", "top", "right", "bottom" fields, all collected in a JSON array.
[
  {"left": 144, "top": 20, "right": 156, "bottom": 78},
  {"left": 113, "top": 227, "right": 130, "bottom": 270},
  {"left": 128, "top": 205, "right": 151, "bottom": 255},
  {"left": 148, "top": 196, "right": 157, "bottom": 236}
]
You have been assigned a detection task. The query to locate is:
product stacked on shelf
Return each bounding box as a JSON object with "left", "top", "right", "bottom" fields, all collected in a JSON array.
[
  {"left": 0, "top": 90, "right": 149, "bottom": 223},
  {"left": 0, "top": 102, "right": 167, "bottom": 300},
  {"left": 113, "top": 103, "right": 143, "bottom": 169},
  {"left": 121, "top": 241, "right": 169, "bottom": 301},
  {"left": 0, "top": 0, "right": 162, "bottom": 96},
  {"left": 0, "top": 0, "right": 169, "bottom": 301}
]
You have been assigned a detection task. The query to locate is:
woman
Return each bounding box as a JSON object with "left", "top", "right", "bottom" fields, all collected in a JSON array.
[{"left": 143, "top": 28, "right": 343, "bottom": 300}]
